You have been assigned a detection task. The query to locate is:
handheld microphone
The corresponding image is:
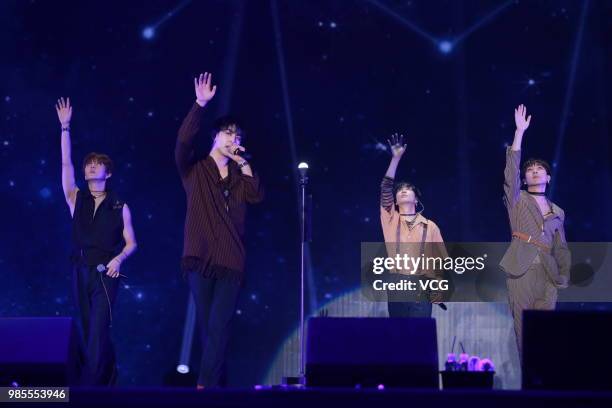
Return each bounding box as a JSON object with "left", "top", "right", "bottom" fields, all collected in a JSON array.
[
  {"left": 232, "top": 147, "right": 242, "bottom": 156},
  {"left": 437, "top": 303, "right": 447, "bottom": 311},
  {"left": 96, "top": 264, "right": 127, "bottom": 279}
]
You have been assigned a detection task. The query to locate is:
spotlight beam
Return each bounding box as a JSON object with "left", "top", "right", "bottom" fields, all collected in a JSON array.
[
  {"left": 141, "top": 0, "right": 194, "bottom": 40},
  {"left": 365, "top": 0, "right": 439, "bottom": 44},
  {"left": 271, "top": 0, "right": 318, "bottom": 376},
  {"left": 549, "top": 0, "right": 590, "bottom": 198},
  {"left": 453, "top": 0, "right": 514, "bottom": 45},
  {"left": 366, "top": 0, "right": 515, "bottom": 54}
]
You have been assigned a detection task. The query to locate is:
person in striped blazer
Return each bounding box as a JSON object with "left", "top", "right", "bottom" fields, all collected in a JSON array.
[{"left": 500, "top": 104, "right": 571, "bottom": 359}]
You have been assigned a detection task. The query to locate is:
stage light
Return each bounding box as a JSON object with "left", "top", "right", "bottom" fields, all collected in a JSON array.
[
  {"left": 140, "top": 0, "right": 193, "bottom": 41},
  {"left": 528, "top": 79, "right": 535, "bottom": 86},
  {"left": 39, "top": 187, "right": 51, "bottom": 199},
  {"left": 142, "top": 26, "right": 155, "bottom": 40},
  {"left": 176, "top": 364, "right": 190, "bottom": 374},
  {"left": 438, "top": 40, "right": 453, "bottom": 54},
  {"left": 298, "top": 162, "right": 309, "bottom": 178}
]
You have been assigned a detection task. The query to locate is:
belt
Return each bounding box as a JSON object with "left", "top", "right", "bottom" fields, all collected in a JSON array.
[{"left": 512, "top": 231, "right": 551, "bottom": 252}]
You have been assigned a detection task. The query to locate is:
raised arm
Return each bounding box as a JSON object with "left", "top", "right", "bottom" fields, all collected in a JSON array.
[
  {"left": 176, "top": 72, "right": 217, "bottom": 179},
  {"left": 381, "top": 133, "right": 406, "bottom": 213},
  {"left": 504, "top": 105, "right": 531, "bottom": 207},
  {"left": 56, "top": 97, "right": 79, "bottom": 215}
]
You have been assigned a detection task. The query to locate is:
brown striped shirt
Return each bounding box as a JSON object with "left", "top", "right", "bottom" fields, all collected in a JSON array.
[{"left": 176, "top": 103, "right": 264, "bottom": 283}]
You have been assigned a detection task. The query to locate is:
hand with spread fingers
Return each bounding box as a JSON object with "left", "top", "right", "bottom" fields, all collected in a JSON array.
[
  {"left": 194, "top": 72, "right": 217, "bottom": 107},
  {"left": 387, "top": 133, "right": 407, "bottom": 159},
  {"left": 514, "top": 104, "right": 531, "bottom": 132},
  {"left": 56, "top": 97, "right": 73, "bottom": 127}
]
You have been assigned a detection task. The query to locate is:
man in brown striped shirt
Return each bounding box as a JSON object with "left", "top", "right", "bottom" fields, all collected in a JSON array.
[
  {"left": 501, "top": 104, "right": 571, "bottom": 359},
  {"left": 380, "top": 133, "right": 446, "bottom": 317},
  {"left": 176, "top": 72, "right": 264, "bottom": 388}
]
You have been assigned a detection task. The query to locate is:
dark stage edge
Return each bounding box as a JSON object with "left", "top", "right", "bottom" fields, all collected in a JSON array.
[{"left": 42, "top": 387, "right": 612, "bottom": 407}]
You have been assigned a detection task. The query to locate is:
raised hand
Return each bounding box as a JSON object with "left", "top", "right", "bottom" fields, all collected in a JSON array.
[
  {"left": 387, "top": 133, "right": 407, "bottom": 159},
  {"left": 194, "top": 72, "right": 217, "bottom": 105},
  {"left": 56, "top": 97, "right": 72, "bottom": 126},
  {"left": 514, "top": 104, "right": 531, "bottom": 132}
]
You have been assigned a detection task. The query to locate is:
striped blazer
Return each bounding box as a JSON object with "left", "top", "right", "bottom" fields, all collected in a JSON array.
[{"left": 500, "top": 147, "right": 571, "bottom": 286}]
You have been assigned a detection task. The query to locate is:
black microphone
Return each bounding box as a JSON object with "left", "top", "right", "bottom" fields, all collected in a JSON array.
[
  {"left": 437, "top": 303, "right": 447, "bottom": 311},
  {"left": 232, "top": 147, "right": 242, "bottom": 156}
]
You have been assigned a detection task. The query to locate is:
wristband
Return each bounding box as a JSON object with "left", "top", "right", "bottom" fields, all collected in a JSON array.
[
  {"left": 61, "top": 126, "right": 70, "bottom": 132},
  {"left": 238, "top": 161, "right": 250, "bottom": 169}
]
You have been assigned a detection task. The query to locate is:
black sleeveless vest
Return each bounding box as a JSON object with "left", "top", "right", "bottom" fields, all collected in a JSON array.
[{"left": 71, "top": 186, "right": 125, "bottom": 266}]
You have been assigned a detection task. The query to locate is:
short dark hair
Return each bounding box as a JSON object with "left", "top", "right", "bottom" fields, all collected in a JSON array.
[
  {"left": 393, "top": 181, "right": 422, "bottom": 202},
  {"left": 82, "top": 152, "right": 114, "bottom": 175},
  {"left": 522, "top": 158, "right": 552, "bottom": 178},
  {"left": 210, "top": 115, "right": 245, "bottom": 141}
]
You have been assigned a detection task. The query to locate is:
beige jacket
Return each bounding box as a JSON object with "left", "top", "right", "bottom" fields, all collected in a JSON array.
[{"left": 380, "top": 176, "right": 447, "bottom": 278}]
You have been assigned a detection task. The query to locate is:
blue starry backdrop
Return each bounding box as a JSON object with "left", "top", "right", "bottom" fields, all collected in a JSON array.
[{"left": 1, "top": 0, "right": 611, "bottom": 386}]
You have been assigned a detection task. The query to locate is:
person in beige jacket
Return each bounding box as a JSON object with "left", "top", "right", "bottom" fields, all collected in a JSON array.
[
  {"left": 501, "top": 104, "right": 571, "bottom": 359},
  {"left": 380, "top": 133, "right": 446, "bottom": 318}
]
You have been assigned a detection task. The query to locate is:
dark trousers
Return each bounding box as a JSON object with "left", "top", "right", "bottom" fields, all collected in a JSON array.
[
  {"left": 387, "top": 301, "right": 433, "bottom": 318},
  {"left": 386, "top": 273, "right": 433, "bottom": 318},
  {"left": 72, "top": 264, "right": 119, "bottom": 386},
  {"left": 187, "top": 272, "right": 241, "bottom": 387}
]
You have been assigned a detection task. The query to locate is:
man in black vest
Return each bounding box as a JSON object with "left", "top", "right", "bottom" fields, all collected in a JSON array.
[{"left": 56, "top": 97, "right": 137, "bottom": 385}]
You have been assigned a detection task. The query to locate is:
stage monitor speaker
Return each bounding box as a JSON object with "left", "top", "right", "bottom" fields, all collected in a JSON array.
[
  {"left": 306, "top": 317, "right": 438, "bottom": 388},
  {"left": 523, "top": 310, "right": 612, "bottom": 391},
  {"left": 0, "top": 317, "right": 81, "bottom": 386}
]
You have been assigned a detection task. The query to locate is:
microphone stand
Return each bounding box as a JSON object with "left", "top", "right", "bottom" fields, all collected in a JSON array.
[
  {"left": 282, "top": 166, "right": 309, "bottom": 387},
  {"left": 298, "top": 170, "right": 308, "bottom": 384}
]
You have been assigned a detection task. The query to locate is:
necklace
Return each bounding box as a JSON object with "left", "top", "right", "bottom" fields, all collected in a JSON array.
[{"left": 90, "top": 190, "right": 106, "bottom": 199}]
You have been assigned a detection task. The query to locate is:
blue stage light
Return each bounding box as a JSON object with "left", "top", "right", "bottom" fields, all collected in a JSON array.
[
  {"left": 39, "top": 187, "right": 51, "bottom": 199},
  {"left": 438, "top": 40, "right": 453, "bottom": 54},
  {"left": 142, "top": 27, "right": 155, "bottom": 40}
]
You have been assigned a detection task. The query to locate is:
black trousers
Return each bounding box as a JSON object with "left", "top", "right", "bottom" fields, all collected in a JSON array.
[
  {"left": 386, "top": 273, "right": 433, "bottom": 318},
  {"left": 187, "top": 272, "right": 241, "bottom": 387},
  {"left": 387, "top": 300, "right": 433, "bottom": 318},
  {"left": 72, "top": 264, "right": 119, "bottom": 386}
]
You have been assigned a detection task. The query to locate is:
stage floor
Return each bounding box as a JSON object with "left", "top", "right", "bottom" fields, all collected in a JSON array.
[{"left": 61, "top": 387, "right": 612, "bottom": 408}]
